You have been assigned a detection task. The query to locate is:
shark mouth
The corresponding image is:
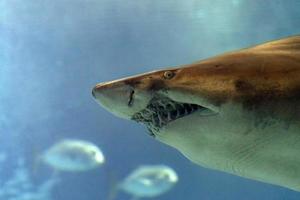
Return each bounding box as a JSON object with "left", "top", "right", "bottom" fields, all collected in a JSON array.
[{"left": 131, "top": 96, "right": 208, "bottom": 137}]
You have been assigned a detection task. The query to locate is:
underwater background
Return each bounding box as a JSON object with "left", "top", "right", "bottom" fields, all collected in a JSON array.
[{"left": 1, "top": 0, "right": 300, "bottom": 199}]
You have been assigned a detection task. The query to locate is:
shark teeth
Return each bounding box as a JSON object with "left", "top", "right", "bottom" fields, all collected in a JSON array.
[{"left": 131, "top": 96, "right": 202, "bottom": 136}]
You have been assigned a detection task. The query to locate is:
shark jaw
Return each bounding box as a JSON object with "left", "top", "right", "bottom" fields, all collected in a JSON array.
[{"left": 131, "top": 95, "right": 217, "bottom": 137}]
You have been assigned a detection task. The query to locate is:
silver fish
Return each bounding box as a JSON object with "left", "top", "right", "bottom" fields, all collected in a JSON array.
[
  {"left": 43, "top": 139, "right": 105, "bottom": 171},
  {"left": 120, "top": 165, "right": 178, "bottom": 198}
]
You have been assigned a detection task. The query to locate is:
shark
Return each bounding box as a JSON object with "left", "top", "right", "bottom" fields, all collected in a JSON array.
[{"left": 92, "top": 35, "right": 300, "bottom": 191}]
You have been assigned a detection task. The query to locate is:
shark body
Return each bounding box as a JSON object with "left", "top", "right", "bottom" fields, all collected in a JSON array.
[{"left": 92, "top": 36, "right": 300, "bottom": 191}]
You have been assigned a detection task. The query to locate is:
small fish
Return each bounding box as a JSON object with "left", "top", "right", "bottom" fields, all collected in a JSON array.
[
  {"left": 120, "top": 165, "right": 178, "bottom": 198},
  {"left": 42, "top": 139, "right": 105, "bottom": 172}
]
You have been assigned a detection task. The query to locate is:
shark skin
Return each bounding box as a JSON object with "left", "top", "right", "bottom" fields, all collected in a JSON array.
[{"left": 92, "top": 35, "right": 300, "bottom": 191}]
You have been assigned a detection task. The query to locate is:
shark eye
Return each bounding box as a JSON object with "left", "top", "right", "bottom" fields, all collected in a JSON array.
[{"left": 163, "top": 71, "right": 175, "bottom": 80}]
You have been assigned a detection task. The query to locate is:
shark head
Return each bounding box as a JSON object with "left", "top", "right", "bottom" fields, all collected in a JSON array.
[
  {"left": 92, "top": 64, "right": 225, "bottom": 137},
  {"left": 92, "top": 36, "right": 300, "bottom": 162}
]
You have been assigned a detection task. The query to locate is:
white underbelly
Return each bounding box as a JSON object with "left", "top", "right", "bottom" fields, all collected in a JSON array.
[{"left": 157, "top": 111, "right": 300, "bottom": 191}]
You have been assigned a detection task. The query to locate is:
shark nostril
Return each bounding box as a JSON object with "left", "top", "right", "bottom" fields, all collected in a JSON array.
[{"left": 128, "top": 89, "right": 135, "bottom": 107}]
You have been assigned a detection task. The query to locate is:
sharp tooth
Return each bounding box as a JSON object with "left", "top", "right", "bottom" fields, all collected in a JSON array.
[
  {"left": 166, "top": 104, "right": 172, "bottom": 112},
  {"left": 151, "top": 114, "right": 155, "bottom": 124},
  {"left": 185, "top": 104, "right": 192, "bottom": 114},
  {"left": 152, "top": 115, "right": 159, "bottom": 127},
  {"left": 157, "top": 112, "right": 163, "bottom": 127},
  {"left": 177, "top": 104, "right": 185, "bottom": 116},
  {"left": 168, "top": 102, "right": 177, "bottom": 120},
  {"left": 183, "top": 106, "right": 188, "bottom": 115},
  {"left": 167, "top": 111, "right": 172, "bottom": 121},
  {"left": 190, "top": 105, "right": 195, "bottom": 112}
]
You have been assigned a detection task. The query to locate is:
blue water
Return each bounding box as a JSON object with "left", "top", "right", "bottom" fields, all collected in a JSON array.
[{"left": 1, "top": 0, "right": 300, "bottom": 199}]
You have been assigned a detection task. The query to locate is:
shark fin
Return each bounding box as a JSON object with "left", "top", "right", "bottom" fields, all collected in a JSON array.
[{"left": 250, "top": 35, "right": 300, "bottom": 52}]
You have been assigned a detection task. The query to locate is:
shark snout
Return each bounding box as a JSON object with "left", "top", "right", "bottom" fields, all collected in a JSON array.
[
  {"left": 92, "top": 82, "right": 112, "bottom": 99},
  {"left": 92, "top": 81, "right": 141, "bottom": 119}
]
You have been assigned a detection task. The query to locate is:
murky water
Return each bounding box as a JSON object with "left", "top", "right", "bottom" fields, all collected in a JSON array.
[{"left": 1, "top": 0, "right": 300, "bottom": 199}]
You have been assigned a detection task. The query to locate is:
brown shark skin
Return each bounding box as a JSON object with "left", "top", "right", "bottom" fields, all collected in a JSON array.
[
  {"left": 94, "top": 36, "right": 300, "bottom": 121},
  {"left": 166, "top": 36, "right": 300, "bottom": 126},
  {"left": 92, "top": 35, "right": 300, "bottom": 191},
  {"left": 94, "top": 36, "right": 300, "bottom": 101},
  {"left": 173, "top": 36, "right": 300, "bottom": 107}
]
